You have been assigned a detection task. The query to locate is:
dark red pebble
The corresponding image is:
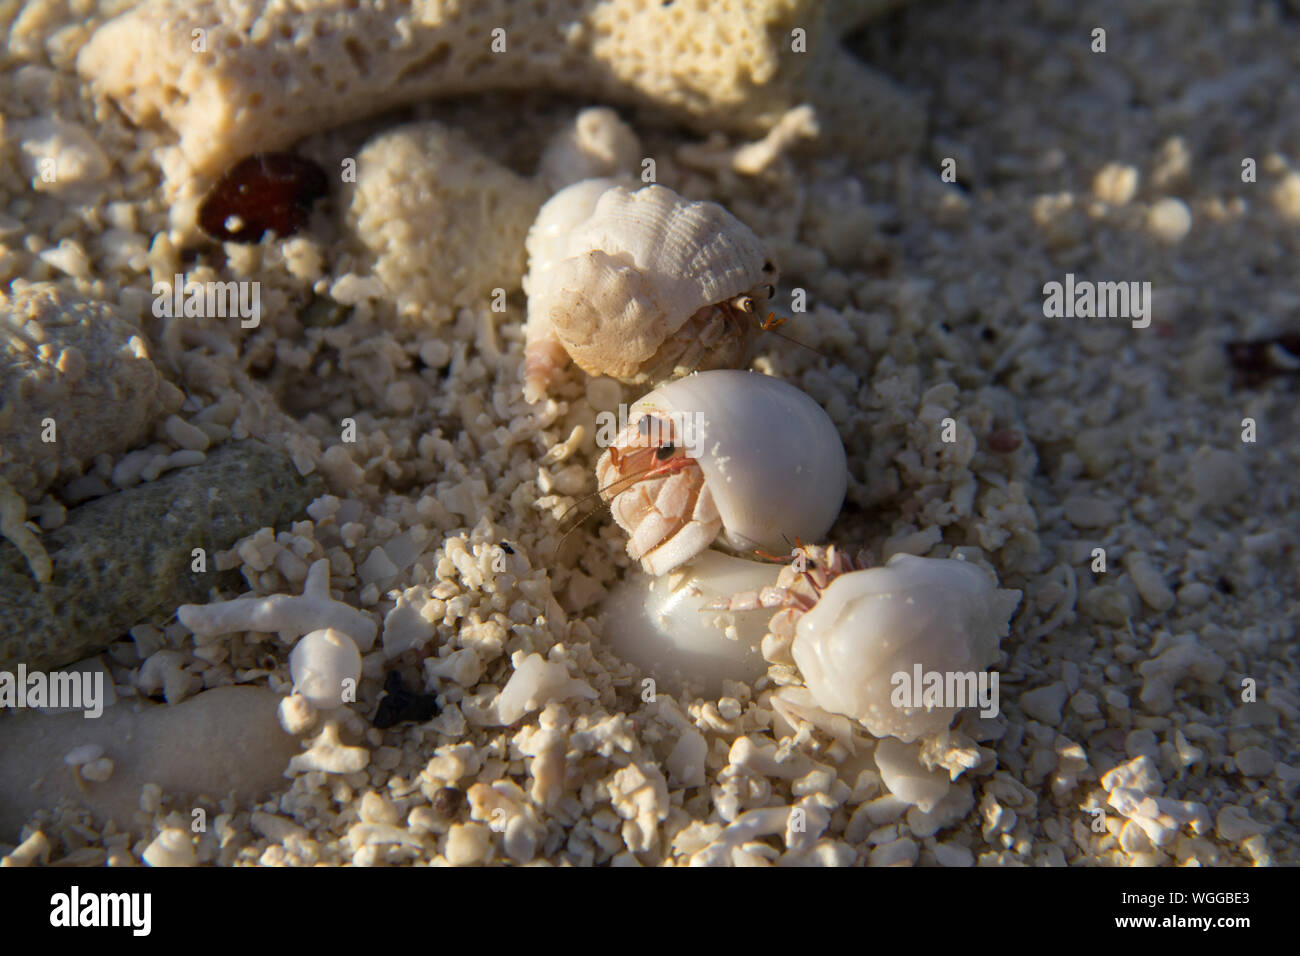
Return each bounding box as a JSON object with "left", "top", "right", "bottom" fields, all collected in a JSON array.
[
  {"left": 197, "top": 152, "right": 329, "bottom": 243},
  {"left": 987, "top": 429, "right": 1022, "bottom": 453}
]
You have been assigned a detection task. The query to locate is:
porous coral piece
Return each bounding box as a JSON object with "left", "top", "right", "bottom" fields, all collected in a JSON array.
[
  {"left": 0, "top": 282, "right": 178, "bottom": 501},
  {"left": 75, "top": 0, "right": 922, "bottom": 189},
  {"left": 345, "top": 121, "right": 545, "bottom": 321}
]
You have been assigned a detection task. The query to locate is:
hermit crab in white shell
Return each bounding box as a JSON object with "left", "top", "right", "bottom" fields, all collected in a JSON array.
[
  {"left": 712, "top": 546, "right": 1023, "bottom": 742},
  {"left": 522, "top": 180, "right": 779, "bottom": 402},
  {"left": 594, "top": 369, "right": 848, "bottom": 576}
]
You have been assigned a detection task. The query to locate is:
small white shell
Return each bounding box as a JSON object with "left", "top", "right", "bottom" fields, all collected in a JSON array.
[
  {"left": 791, "top": 555, "right": 1021, "bottom": 742},
  {"left": 523, "top": 183, "right": 776, "bottom": 399},
  {"left": 289, "top": 628, "right": 361, "bottom": 711},
  {"left": 597, "top": 370, "right": 847, "bottom": 575}
]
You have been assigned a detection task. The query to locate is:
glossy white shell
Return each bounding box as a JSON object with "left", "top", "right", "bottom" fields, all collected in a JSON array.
[
  {"left": 602, "top": 370, "right": 847, "bottom": 574},
  {"left": 523, "top": 183, "right": 773, "bottom": 397},
  {"left": 599, "top": 551, "right": 779, "bottom": 695},
  {"left": 791, "top": 555, "right": 1021, "bottom": 742}
]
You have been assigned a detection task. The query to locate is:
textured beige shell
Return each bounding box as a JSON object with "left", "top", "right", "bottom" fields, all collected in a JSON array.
[{"left": 530, "top": 184, "right": 773, "bottom": 382}]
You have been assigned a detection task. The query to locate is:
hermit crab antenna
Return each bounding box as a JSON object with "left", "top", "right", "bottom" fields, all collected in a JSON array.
[
  {"left": 759, "top": 311, "right": 830, "bottom": 360},
  {"left": 552, "top": 461, "right": 671, "bottom": 550}
]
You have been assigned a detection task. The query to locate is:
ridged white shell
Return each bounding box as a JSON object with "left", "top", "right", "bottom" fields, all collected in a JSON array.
[
  {"left": 523, "top": 177, "right": 631, "bottom": 306},
  {"left": 624, "top": 369, "right": 847, "bottom": 560},
  {"left": 791, "top": 555, "right": 1021, "bottom": 742},
  {"left": 526, "top": 183, "right": 773, "bottom": 383}
]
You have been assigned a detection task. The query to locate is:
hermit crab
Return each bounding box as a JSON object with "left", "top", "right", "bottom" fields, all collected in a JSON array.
[
  {"left": 594, "top": 370, "right": 847, "bottom": 576},
  {"left": 522, "top": 181, "right": 778, "bottom": 402},
  {"left": 713, "top": 546, "right": 1022, "bottom": 741}
]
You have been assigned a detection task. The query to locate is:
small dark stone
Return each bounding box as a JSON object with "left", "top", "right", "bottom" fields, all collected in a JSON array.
[
  {"left": 298, "top": 295, "right": 350, "bottom": 328},
  {"left": 1225, "top": 333, "right": 1300, "bottom": 386},
  {"left": 432, "top": 787, "right": 463, "bottom": 817},
  {"left": 499, "top": 541, "right": 515, "bottom": 555},
  {"left": 197, "top": 152, "right": 329, "bottom": 244},
  {"left": 372, "top": 669, "right": 440, "bottom": 729}
]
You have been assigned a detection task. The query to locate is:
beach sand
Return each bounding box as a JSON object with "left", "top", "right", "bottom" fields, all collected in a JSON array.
[{"left": 0, "top": 0, "right": 1295, "bottom": 866}]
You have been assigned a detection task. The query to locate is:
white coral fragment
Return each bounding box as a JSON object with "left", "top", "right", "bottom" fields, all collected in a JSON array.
[
  {"left": 289, "top": 628, "right": 361, "bottom": 711},
  {"left": 494, "top": 653, "right": 597, "bottom": 725},
  {"left": 538, "top": 107, "right": 642, "bottom": 191},
  {"left": 286, "top": 721, "right": 369, "bottom": 775},
  {"left": 177, "top": 559, "right": 376, "bottom": 650},
  {"left": 9, "top": 118, "right": 110, "bottom": 192},
  {"left": 142, "top": 828, "right": 197, "bottom": 867}
]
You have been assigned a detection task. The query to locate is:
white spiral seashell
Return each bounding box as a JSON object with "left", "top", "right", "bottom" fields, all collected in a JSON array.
[
  {"left": 597, "top": 369, "right": 847, "bottom": 576},
  {"left": 523, "top": 176, "right": 632, "bottom": 316},
  {"left": 791, "top": 555, "right": 1021, "bottom": 742},
  {"left": 523, "top": 182, "right": 776, "bottom": 401}
]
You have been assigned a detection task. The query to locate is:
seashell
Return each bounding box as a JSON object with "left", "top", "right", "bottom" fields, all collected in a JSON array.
[
  {"left": 713, "top": 547, "right": 1022, "bottom": 742},
  {"left": 523, "top": 182, "right": 777, "bottom": 402},
  {"left": 598, "top": 550, "right": 780, "bottom": 695},
  {"left": 595, "top": 370, "right": 846, "bottom": 576},
  {"left": 793, "top": 554, "right": 1020, "bottom": 741}
]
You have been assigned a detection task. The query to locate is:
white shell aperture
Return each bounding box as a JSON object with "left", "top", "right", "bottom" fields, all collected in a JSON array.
[
  {"left": 523, "top": 182, "right": 776, "bottom": 400},
  {"left": 791, "top": 555, "right": 1022, "bottom": 742},
  {"left": 599, "top": 550, "right": 779, "bottom": 695},
  {"left": 597, "top": 370, "right": 847, "bottom": 575}
]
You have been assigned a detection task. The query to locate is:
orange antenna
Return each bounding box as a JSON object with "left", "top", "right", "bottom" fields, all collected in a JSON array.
[{"left": 758, "top": 311, "right": 830, "bottom": 361}]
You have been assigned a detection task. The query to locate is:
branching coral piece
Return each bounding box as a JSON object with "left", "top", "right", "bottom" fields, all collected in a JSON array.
[{"left": 178, "top": 559, "right": 377, "bottom": 650}]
